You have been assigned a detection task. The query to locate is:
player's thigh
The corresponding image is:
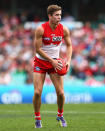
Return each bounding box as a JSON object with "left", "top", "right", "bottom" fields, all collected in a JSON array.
[
  {"left": 33, "top": 72, "right": 46, "bottom": 93},
  {"left": 49, "top": 73, "right": 64, "bottom": 93}
]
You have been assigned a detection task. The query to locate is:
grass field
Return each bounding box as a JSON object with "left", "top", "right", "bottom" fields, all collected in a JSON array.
[{"left": 0, "top": 103, "right": 105, "bottom": 131}]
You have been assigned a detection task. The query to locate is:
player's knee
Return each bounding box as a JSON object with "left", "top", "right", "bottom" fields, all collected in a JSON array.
[
  {"left": 34, "top": 90, "right": 41, "bottom": 97},
  {"left": 57, "top": 90, "right": 64, "bottom": 98}
]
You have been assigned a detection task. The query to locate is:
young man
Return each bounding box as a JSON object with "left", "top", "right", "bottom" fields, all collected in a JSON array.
[{"left": 33, "top": 5, "right": 72, "bottom": 128}]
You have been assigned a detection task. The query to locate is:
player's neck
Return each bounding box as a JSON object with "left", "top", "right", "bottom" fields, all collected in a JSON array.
[{"left": 49, "top": 21, "right": 57, "bottom": 30}]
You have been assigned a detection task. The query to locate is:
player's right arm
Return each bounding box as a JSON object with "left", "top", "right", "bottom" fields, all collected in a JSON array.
[
  {"left": 34, "top": 26, "right": 53, "bottom": 62},
  {"left": 34, "top": 26, "right": 62, "bottom": 70}
]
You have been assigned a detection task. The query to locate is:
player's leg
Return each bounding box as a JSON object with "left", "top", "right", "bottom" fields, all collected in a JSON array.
[
  {"left": 49, "top": 73, "right": 67, "bottom": 127},
  {"left": 33, "top": 72, "right": 46, "bottom": 128},
  {"left": 50, "top": 73, "right": 64, "bottom": 109}
]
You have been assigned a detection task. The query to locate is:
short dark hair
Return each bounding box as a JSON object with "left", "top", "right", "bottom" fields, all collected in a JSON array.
[{"left": 47, "top": 5, "right": 62, "bottom": 16}]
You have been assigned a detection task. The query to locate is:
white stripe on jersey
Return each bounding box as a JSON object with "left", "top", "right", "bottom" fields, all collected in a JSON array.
[{"left": 36, "top": 42, "right": 62, "bottom": 60}]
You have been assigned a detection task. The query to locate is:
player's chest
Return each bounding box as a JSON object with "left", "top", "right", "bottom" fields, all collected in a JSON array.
[{"left": 42, "top": 31, "right": 63, "bottom": 45}]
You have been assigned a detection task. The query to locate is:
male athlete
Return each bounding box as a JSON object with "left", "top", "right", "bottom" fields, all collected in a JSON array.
[{"left": 33, "top": 5, "right": 72, "bottom": 128}]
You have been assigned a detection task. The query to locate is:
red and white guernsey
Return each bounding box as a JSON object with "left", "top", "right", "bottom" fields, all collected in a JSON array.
[{"left": 36, "top": 21, "right": 64, "bottom": 60}]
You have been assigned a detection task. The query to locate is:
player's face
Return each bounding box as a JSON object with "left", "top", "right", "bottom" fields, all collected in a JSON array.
[{"left": 50, "top": 10, "right": 62, "bottom": 25}]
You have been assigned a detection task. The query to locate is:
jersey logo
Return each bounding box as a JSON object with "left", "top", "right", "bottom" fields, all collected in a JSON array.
[
  {"left": 43, "top": 37, "right": 50, "bottom": 41},
  {"left": 35, "top": 67, "right": 40, "bottom": 71},
  {"left": 52, "top": 36, "right": 62, "bottom": 42},
  {"left": 51, "top": 34, "right": 55, "bottom": 36}
]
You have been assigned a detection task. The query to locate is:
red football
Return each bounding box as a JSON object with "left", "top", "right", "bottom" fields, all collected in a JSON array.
[{"left": 55, "top": 58, "right": 67, "bottom": 76}]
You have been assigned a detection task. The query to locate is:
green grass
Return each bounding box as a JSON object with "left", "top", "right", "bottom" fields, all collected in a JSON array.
[{"left": 0, "top": 103, "right": 105, "bottom": 131}]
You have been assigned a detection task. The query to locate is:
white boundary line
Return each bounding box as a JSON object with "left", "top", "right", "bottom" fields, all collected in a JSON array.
[
  {"left": 42, "top": 111, "right": 105, "bottom": 114},
  {"left": 0, "top": 110, "right": 105, "bottom": 114}
]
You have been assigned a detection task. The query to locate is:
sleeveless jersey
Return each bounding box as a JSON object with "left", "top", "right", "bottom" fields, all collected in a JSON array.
[{"left": 36, "top": 21, "right": 64, "bottom": 60}]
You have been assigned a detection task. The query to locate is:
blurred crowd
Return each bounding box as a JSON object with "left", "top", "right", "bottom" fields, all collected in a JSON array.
[
  {"left": 0, "top": 12, "right": 105, "bottom": 85},
  {"left": 70, "top": 22, "right": 105, "bottom": 85}
]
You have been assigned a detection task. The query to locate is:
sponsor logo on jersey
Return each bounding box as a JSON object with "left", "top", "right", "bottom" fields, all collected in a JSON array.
[
  {"left": 43, "top": 37, "right": 50, "bottom": 41},
  {"left": 52, "top": 36, "right": 62, "bottom": 42},
  {"left": 35, "top": 67, "right": 40, "bottom": 71},
  {"left": 51, "top": 34, "right": 55, "bottom": 36}
]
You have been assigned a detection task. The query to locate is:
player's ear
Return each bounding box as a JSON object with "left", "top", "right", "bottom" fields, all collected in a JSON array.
[{"left": 48, "top": 14, "right": 51, "bottom": 19}]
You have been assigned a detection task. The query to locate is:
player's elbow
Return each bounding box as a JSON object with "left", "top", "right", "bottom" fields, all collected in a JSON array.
[
  {"left": 34, "top": 42, "right": 40, "bottom": 53},
  {"left": 35, "top": 47, "right": 40, "bottom": 53},
  {"left": 67, "top": 43, "right": 72, "bottom": 49},
  {"left": 35, "top": 46, "right": 41, "bottom": 54}
]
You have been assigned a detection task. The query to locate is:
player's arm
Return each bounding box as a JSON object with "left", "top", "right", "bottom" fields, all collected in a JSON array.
[
  {"left": 63, "top": 26, "right": 72, "bottom": 72},
  {"left": 34, "top": 26, "right": 53, "bottom": 61},
  {"left": 34, "top": 26, "right": 62, "bottom": 70}
]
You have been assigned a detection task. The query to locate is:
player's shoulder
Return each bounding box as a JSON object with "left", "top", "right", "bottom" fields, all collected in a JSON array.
[
  {"left": 63, "top": 26, "right": 70, "bottom": 32},
  {"left": 36, "top": 26, "right": 44, "bottom": 33},
  {"left": 35, "top": 26, "right": 44, "bottom": 36},
  {"left": 63, "top": 26, "right": 70, "bottom": 36},
  {"left": 36, "top": 21, "right": 49, "bottom": 33}
]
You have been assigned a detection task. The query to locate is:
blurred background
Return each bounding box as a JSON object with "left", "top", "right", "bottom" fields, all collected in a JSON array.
[{"left": 0, "top": 0, "right": 105, "bottom": 104}]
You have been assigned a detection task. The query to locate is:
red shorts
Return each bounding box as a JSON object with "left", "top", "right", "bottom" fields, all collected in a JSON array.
[{"left": 34, "top": 57, "right": 56, "bottom": 74}]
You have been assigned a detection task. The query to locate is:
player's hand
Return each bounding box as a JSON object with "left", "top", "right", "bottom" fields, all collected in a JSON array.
[
  {"left": 66, "top": 61, "right": 70, "bottom": 72},
  {"left": 51, "top": 59, "right": 63, "bottom": 71}
]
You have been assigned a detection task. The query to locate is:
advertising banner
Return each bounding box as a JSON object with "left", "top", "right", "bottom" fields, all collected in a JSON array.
[{"left": 0, "top": 82, "right": 105, "bottom": 104}]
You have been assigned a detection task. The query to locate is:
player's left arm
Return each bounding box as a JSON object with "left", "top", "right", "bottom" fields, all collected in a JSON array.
[{"left": 63, "top": 26, "right": 72, "bottom": 72}]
